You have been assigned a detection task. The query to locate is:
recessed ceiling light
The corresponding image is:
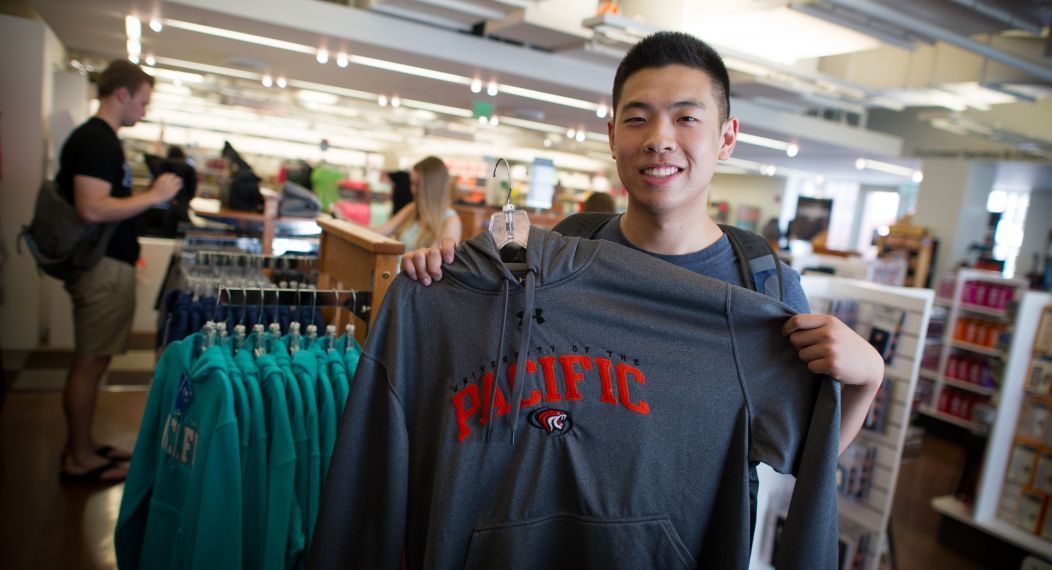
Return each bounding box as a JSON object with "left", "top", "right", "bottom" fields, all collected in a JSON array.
[
  {"left": 316, "top": 49, "right": 329, "bottom": 64},
  {"left": 149, "top": 19, "right": 163, "bottom": 33},
  {"left": 470, "top": 78, "right": 482, "bottom": 93},
  {"left": 125, "top": 15, "right": 141, "bottom": 39},
  {"left": 378, "top": 94, "right": 388, "bottom": 107},
  {"left": 262, "top": 74, "right": 273, "bottom": 87},
  {"left": 145, "top": 55, "right": 156, "bottom": 67},
  {"left": 276, "top": 76, "right": 287, "bottom": 88},
  {"left": 390, "top": 95, "right": 401, "bottom": 108},
  {"left": 786, "top": 142, "right": 799, "bottom": 157},
  {"left": 336, "top": 53, "right": 348, "bottom": 68},
  {"left": 487, "top": 81, "right": 498, "bottom": 97}
]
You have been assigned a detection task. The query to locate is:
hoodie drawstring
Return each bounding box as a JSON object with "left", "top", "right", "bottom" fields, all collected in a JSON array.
[
  {"left": 484, "top": 280, "right": 512, "bottom": 443},
  {"left": 508, "top": 270, "right": 537, "bottom": 444},
  {"left": 483, "top": 270, "right": 538, "bottom": 445}
]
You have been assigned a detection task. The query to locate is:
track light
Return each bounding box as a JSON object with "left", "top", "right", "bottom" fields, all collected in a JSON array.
[{"left": 316, "top": 49, "right": 329, "bottom": 64}]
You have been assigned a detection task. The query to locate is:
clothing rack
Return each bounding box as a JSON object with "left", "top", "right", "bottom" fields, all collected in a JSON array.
[
  {"left": 217, "top": 287, "right": 371, "bottom": 323},
  {"left": 314, "top": 216, "right": 404, "bottom": 340}
]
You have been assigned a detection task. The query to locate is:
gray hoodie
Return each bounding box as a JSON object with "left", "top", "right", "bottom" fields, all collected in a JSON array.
[{"left": 311, "top": 227, "right": 840, "bottom": 569}]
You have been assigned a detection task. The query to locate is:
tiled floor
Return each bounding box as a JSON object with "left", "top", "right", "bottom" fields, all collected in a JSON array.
[{"left": 3, "top": 333, "right": 156, "bottom": 392}]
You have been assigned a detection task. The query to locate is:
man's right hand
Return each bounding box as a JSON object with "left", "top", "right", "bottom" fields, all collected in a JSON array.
[
  {"left": 151, "top": 173, "right": 182, "bottom": 202},
  {"left": 401, "top": 237, "right": 456, "bottom": 286}
]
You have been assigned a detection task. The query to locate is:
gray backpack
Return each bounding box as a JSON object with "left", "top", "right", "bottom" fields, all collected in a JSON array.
[{"left": 18, "top": 180, "right": 115, "bottom": 283}]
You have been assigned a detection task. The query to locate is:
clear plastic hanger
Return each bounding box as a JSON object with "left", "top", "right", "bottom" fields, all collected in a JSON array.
[
  {"left": 344, "top": 289, "right": 357, "bottom": 354},
  {"left": 488, "top": 157, "right": 530, "bottom": 262}
]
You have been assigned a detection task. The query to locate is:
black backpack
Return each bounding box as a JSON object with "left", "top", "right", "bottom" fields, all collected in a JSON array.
[{"left": 553, "top": 213, "right": 785, "bottom": 302}]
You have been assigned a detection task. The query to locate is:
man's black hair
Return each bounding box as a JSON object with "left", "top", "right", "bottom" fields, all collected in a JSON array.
[{"left": 612, "top": 31, "right": 731, "bottom": 122}]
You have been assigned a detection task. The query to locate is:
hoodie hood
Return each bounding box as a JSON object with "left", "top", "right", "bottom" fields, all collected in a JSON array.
[{"left": 442, "top": 226, "right": 602, "bottom": 292}]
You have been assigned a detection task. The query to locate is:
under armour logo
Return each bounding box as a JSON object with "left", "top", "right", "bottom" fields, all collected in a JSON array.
[{"left": 517, "top": 308, "right": 545, "bottom": 327}]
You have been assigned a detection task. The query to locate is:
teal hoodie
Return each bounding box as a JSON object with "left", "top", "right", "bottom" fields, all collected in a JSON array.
[
  {"left": 307, "top": 342, "right": 338, "bottom": 483},
  {"left": 231, "top": 345, "right": 270, "bottom": 570},
  {"left": 272, "top": 338, "right": 308, "bottom": 568},
  {"left": 117, "top": 338, "right": 242, "bottom": 569},
  {"left": 255, "top": 352, "right": 299, "bottom": 570},
  {"left": 292, "top": 347, "right": 323, "bottom": 554}
]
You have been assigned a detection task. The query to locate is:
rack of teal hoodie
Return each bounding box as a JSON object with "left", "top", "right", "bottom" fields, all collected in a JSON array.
[{"left": 115, "top": 311, "right": 363, "bottom": 570}]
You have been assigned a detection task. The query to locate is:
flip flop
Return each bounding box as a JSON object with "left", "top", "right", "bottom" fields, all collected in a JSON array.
[
  {"left": 59, "top": 459, "right": 127, "bottom": 485},
  {"left": 95, "top": 445, "right": 132, "bottom": 462}
]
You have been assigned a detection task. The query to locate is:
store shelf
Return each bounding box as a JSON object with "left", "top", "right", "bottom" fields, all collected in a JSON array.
[
  {"left": 958, "top": 302, "right": 1012, "bottom": 320},
  {"left": 919, "top": 368, "right": 939, "bottom": 382},
  {"left": 950, "top": 339, "right": 1005, "bottom": 358},
  {"left": 918, "top": 406, "right": 987, "bottom": 434},
  {"left": 935, "top": 297, "right": 953, "bottom": 308},
  {"left": 1026, "top": 389, "right": 1052, "bottom": 406},
  {"left": 932, "top": 496, "right": 1052, "bottom": 559},
  {"left": 942, "top": 378, "right": 996, "bottom": 396}
]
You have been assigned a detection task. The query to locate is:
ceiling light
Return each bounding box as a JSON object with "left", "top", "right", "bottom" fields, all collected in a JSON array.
[
  {"left": 316, "top": 49, "right": 329, "bottom": 64},
  {"left": 470, "top": 78, "right": 482, "bottom": 93},
  {"left": 378, "top": 94, "right": 388, "bottom": 107},
  {"left": 350, "top": 54, "right": 470, "bottom": 85},
  {"left": 276, "top": 76, "right": 287, "bottom": 89},
  {"left": 163, "top": 19, "right": 316, "bottom": 54},
  {"left": 500, "top": 84, "right": 598, "bottom": 112},
  {"left": 262, "top": 75, "right": 273, "bottom": 87},
  {"left": 815, "top": 175, "right": 825, "bottom": 185},
  {"left": 543, "top": 139, "right": 552, "bottom": 148},
  {"left": 336, "top": 53, "right": 348, "bottom": 68},
  {"left": 144, "top": 55, "right": 156, "bottom": 67},
  {"left": 142, "top": 67, "right": 204, "bottom": 84},
  {"left": 490, "top": 116, "right": 499, "bottom": 126},
  {"left": 390, "top": 95, "right": 401, "bottom": 108},
  {"left": 575, "top": 130, "right": 586, "bottom": 142},
  {"left": 127, "top": 38, "right": 141, "bottom": 57},
  {"left": 129, "top": 54, "right": 140, "bottom": 64},
  {"left": 855, "top": 158, "right": 866, "bottom": 170},
  {"left": 398, "top": 98, "right": 473, "bottom": 118},
  {"left": 912, "top": 171, "right": 924, "bottom": 183},
  {"left": 786, "top": 142, "right": 799, "bottom": 158},
  {"left": 487, "top": 81, "right": 499, "bottom": 97},
  {"left": 737, "top": 132, "right": 791, "bottom": 152},
  {"left": 567, "top": 129, "right": 576, "bottom": 139},
  {"left": 596, "top": 103, "right": 608, "bottom": 118},
  {"left": 149, "top": 19, "right": 163, "bottom": 33},
  {"left": 860, "top": 158, "right": 916, "bottom": 177},
  {"left": 296, "top": 89, "right": 339, "bottom": 105},
  {"left": 154, "top": 56, "right": 263, "bottom": 81},
  {"left": 478, "top": 116, "right": 488, "bottom": 125},
  {"left": 125, "top": 15, "right": 141, "bottom": 39}
]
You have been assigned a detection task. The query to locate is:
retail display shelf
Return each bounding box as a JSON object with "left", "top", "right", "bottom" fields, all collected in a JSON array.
[
  {"left": 957, "top": 302, "right": 1011, "bottom": 320},
  {"left": 942, "top": 378, "right": 996, "bottom": 396},
  {"left": 932, "top": 496, "right": 1052, "bottom": 559},
  {"left": 919, "top": 368, "right": 939, "bottom": 382},
  {"left": 1014, "top": 434, "right": 1052, "bottom": 451},
  {"left": 950, "top": 340, "right": 1004, "bottom": 358},
  {"left": 1025, "top": 389, "right": 1052, "bottom": 406},
  {"left": 935, "top": 297, "right": 953, "bottom": 308},
  {"left": 918, "top": 406, "right": 986, "bottom": 434}
]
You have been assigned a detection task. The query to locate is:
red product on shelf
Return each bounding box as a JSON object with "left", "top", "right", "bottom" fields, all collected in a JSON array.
[
  {"left": 962, "top": 281, "right": 976, "bottom": 304},
  {"left": 947, "top": 355, "right": 959, "bottom": 379},
  {"left": 975, "top": 282, "right": 989, "bottom": 306}
]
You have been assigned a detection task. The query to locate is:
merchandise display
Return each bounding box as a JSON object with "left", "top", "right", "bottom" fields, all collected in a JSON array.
[{"left": 753, "top": 276, "right": 934, "bottom": 570}]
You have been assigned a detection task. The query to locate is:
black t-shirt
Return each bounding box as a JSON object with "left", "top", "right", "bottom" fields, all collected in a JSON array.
[{"left": 56, "top": 117, "right": 139, "bottom": 265}]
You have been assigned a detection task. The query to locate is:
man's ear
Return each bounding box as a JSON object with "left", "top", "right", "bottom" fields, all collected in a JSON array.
[
  {"left": 718, "top": 117, "right": 739, "bottom": 160},
  {"left": 114, "top": 86, "right": 131, "bottom": 103},
  {"left": 607, "top": 117, "right": 616, "bottom": 159}
]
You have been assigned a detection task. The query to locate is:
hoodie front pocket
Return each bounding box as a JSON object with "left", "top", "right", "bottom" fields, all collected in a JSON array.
[{"left": 463, "top": 512, "right": 696, "bottom": 569}]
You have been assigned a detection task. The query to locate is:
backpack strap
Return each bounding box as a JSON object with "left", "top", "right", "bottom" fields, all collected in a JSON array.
[
  {"left": 719, "top": 224, "right": 784, "bottom": 303},
  {"left": 552, "top": 213, "right": 619, "bottom": 239}
]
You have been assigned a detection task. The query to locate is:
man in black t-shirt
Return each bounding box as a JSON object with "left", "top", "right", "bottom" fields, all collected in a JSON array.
[{"left": 55, "top": 60, "right": 181, "bottom": 483}]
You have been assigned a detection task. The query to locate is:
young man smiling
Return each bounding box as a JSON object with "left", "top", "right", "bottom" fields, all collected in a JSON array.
[{"left": 401, "top": 31, "right": 883, "bottom": 455}]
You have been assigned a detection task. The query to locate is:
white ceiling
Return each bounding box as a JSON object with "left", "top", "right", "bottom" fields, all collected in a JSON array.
[{"left": 24, "top": 0, "right": 1052, "bottom": 189}]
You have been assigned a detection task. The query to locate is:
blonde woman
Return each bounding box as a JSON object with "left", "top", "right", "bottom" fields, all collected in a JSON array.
[{"left": 376, "top": 156, "right": 462, "bottom": 249}]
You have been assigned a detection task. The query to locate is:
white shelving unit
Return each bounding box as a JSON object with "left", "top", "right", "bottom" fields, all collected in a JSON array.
[
  {"left": 917, "top": 269, "right": 1030, "bottom": 435},
  {"left": 750, "top": 276, "right": 934, "bottom": 570},
  {"left": 931, "top": 292, "right": 1052, "bottom": 560}
]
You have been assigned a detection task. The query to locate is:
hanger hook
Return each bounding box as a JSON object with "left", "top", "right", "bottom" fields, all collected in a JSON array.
[
  {"left": 239, "top": 286, "right": 248, "bottom": 326},
  {"left": 493, "top": 157, "right": 513, "bottom": 207}
]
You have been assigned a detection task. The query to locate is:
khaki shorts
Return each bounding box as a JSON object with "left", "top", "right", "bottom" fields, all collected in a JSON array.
[{"left": 64, "top": 256, "right": 136, "bottom": 357}]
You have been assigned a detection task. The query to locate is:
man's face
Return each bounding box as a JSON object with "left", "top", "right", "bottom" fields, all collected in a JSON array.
[
  {"left": 120, "top": 83, "right": 152, "bottom": 127},
  {"left": 608, "top": 64, "right": 738, "bottom": 217}
]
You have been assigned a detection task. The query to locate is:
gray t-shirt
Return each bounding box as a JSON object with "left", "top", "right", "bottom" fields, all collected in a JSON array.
[{"left": 594, "top": 215, "right": 810, "bottom": 313}]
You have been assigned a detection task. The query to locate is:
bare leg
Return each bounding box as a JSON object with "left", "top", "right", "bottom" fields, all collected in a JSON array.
[{"left": 62, "top": 356, "right": 124, "bottom": 479}]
